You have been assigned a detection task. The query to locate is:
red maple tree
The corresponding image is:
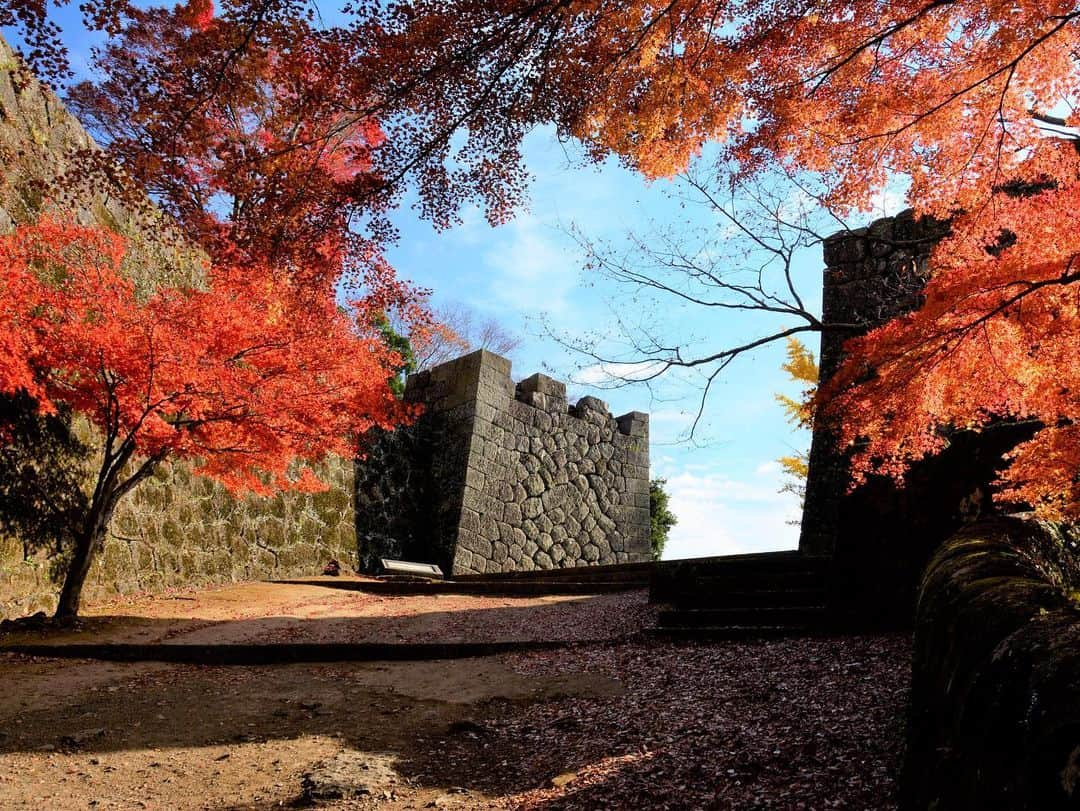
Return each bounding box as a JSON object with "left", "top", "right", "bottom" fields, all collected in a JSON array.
[
  {"left": 0, "top": 218, "right": 411, "bottom": 618},
  {"left": 64, "top": 0, "right": 414, "bottom": 310}
]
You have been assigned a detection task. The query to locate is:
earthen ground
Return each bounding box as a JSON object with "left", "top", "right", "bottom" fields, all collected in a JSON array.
[{"left": 0, "top": 583, "right": 910, "bottom": 809}]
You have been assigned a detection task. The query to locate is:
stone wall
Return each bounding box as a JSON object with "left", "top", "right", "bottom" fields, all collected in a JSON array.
[
  {"left": 356, "top": 350, "right": 651, "bottom": 575},
  {"left": 2, "top": 455, "right": 357, "bottom": 618},
  {"left": 799, "top": 210, "right": 948, "bottom": 557},
  {"left": 0, "top": 35, "right": 202, "bottom": 289},
  {"left": 798, "top": 211, "right": 1036, "bottom": 624},
  {"left": 0, "top": 36, "right": 355, "bottom": 618},
  {"left": 906, "top": 517, "right": 1080, "bottom": 809}
]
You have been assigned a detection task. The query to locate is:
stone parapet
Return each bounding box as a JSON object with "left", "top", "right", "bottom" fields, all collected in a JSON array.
[{"left": 356, "top": 350, "right": 651, "bottom": 575}]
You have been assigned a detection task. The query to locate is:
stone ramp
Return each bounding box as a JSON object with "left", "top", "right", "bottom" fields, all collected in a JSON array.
[
  {"left": 650, "top": 551, "right": 833, "bottom": 639},
  {"left": 0, "top": 638, "right": 588, "bottom": 665},
  {"left": 272, "top": 577, "right": 643, "bottom": 596}
]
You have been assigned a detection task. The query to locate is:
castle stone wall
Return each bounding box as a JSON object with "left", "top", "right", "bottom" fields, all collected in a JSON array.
[
  {"left": 799, "top": 210, "right": 1035, "bottom": 623},
  {"left": 356, "top": 350, "right": 651, "bottom": 575},
  {"left": 799, "top": 210, "right": 948, "bottom": 557},
  {"left": 0, "top": 36, "right": 203, "bottom": 289}
]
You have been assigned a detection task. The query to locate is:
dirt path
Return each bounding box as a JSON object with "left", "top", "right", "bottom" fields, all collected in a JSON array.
[{"left": 0, "top": 584, "right": 910, "bottom": 810}]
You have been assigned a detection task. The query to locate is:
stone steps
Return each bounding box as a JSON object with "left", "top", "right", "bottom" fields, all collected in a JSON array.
[
  {"left": 657, "top": 606, "right": 829, "bottom": 628},
  {"left": 670, "top": 588, "right": 826, "bottom": 609},
  {"left": 649, "top": 551, "right": 833, "bottom": 639},
  {"left": 651, "top": 553, "right": 828, "bottom": 600}
]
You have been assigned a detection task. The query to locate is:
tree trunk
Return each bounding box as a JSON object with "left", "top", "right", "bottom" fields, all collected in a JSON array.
[{"left": 54, "top": 499, "right": 113, "bottom": 621}]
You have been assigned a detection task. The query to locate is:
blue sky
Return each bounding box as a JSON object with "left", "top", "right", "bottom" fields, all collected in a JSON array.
[
  {"left": 18, "top": 12, "right": 901, "bottom": 560},
  {"left": 385, "top": 131, "right": 824, "bottom": 558}
]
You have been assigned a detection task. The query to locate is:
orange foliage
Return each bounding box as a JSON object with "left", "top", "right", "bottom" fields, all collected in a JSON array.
[
  {"left": 365, "top": 0, "right": 1080, "bottom": 518},
  {"left": 0, "top": 217, "right": 411, "bottom": 494},
  {"left": 7, "top": 0, "right": 1079, "bottom": 516},
  {"left": 822, "top": 177, "right": 1080, "bottom": 519},
  {"left": 65, "top": 0, "right": 423, "bottom": 326}
]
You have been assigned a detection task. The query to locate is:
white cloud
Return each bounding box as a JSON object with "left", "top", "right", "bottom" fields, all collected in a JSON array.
[
  {"left": 482, "top": 215, "right": 580, "bottom": 316},
  {"left": 863, "top": 187, "right": 908, "bottom": 218},
  {"left": 659, "top": 466, "right": 800, "bottom": 559},
  {"left": 779, "top": 187, "right": 816, "bottom": 221},
  {"left": 572, "top": 360, "right": 667, "bottom": 386}
]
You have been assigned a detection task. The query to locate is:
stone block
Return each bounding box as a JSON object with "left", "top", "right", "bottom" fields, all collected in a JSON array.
[
  {"left": 479, "top": 513, "right": 500, "bottom": 540},
  {"left": 522, "top": 498, "right": 543, "bottom": 520},
  {"left": 503, "top": 502, "right": 522, "bottom": 525},
  {"left": 460, "top": 509, "right": 480, "bottom": 534},
  {"left": 523, "top": 473, "right": 545, "bottom": 497},
  {"left": 517, "top": 372, "right": 567, "bottom": 400}
]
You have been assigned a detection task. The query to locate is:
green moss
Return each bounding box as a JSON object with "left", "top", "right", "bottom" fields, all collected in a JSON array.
[
  {"left": 160, "top": 519, "right": 183, "bottom": 546},
  {"left": 14, "top": 182, "right": 43, "bottom": 220}
]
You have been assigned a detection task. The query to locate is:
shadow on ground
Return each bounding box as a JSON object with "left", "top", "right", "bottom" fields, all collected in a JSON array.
[
  {"left": 0, "top": 632, "right": 911, "bottom": 809},
  {"left": 0, "top": 586, "right": 910, "bottom": 809}
]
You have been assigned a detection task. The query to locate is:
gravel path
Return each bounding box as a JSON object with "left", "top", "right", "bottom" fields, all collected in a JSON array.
[
  {"left": 410, "top": 633, "right": 912, "bottom": 810},
  {"left": 0, "top": 585, "right": 911, "bottom": 809}
]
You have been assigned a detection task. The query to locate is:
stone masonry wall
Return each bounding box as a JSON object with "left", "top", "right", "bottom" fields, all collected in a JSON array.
[
  {"left": 356, "top": 350, "right": 651, "bottom": 575},
  {"left": 799, "top": 210, "right": 1035, "bottom": 624},
  {"left": 0, "top": 36, "right": 354, "bottom": 618},
  {"left": 0, "top": 36, "right": 203, "bottom": 289},
  {"left": 799, "top": 210, "right": 948, "bottom": 558},
  {"left": 2, "top": 455, "right": 357, "bottom": 618},
  {"left": 906, "top": 517, "right": 1080, "bottom": 810}
]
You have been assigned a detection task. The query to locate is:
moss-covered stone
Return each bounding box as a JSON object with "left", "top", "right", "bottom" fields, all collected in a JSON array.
[{"left": 906, "top": 516, "right": 1080, "bottom": 810}]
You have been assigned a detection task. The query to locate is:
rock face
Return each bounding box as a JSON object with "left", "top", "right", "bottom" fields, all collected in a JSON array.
[
  {"left": 0, "top": 36, "right": 202, "bottom": 289},
  {"left": 799, "top": 211, "right": 1036, "bottom": 624},
  {"left": 907, "top": 517, "right": 1080, "bottom": 810},
  {"left": 356, "top": 350, "right": 651, "bottom": 575}
]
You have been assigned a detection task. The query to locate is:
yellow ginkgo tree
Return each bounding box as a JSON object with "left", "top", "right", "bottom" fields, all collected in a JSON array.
[{"left": 776, "top": 338, "right": 819, "bottom": 512}]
